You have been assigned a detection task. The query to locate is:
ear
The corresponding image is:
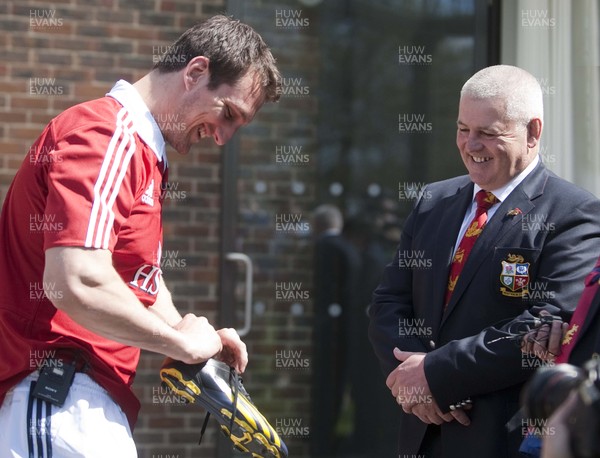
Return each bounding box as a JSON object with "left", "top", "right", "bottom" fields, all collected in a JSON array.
[
  {"left": 183, "top": 56, "right": 210, "bottom": 91},
  {"left": 526, "top": 118, "right": 542, "bottom": 148}
]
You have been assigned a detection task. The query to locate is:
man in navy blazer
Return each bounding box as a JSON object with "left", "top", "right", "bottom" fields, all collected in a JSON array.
[{"left": 368, "top": 65, "right": 600, "bottom": 457}]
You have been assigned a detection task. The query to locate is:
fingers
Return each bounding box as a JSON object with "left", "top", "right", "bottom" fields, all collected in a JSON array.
[
  {"left": 521, "top": 313, "right": 565, "bottom": 361},
  {"left": 386, "top": 365, "right": 399, "bottom": 392},
  {"left": 173, "top": 313, "right": 207, "bottom": 330},
  {"left": 400, "top": 401, "right": 412, "bottom": 415},
  {"left": 393, "top": 347, "right": 410, "bottom": 362},
  {"left": 388, "top": 347, "right": 470, "bottom": 427},
  {"left": 521, "top": 331, "right": 535, "bottom": 354},
  {"left": 393, "top": 347, "right": 425, "bottom": 362},
  {"left": 408, "top": 402, "right": 470, "bottom": 426},
  {"left": 173, "top": 314, "right": 223, "bottom": 364},
  {"left": 410, "top": 404, "right": 447, "bottom": 425},
  {"left": 170, "top": 317, "right": 250, "bottom": 371},
  {"left": 546, "top": 320, "right": 567, "bottom": 357},
  {"left": 521, "top": 330, "right": 534, "bottom": 353},
  {"left": 216, "top": 328, "right": 248, "bottom": 373},
  {"left": 385, "top": 361, "right": 406, "bottom": 394},
  {"left": 449, "top": 408, "right": 471, "bottom": 426},
  {"left": 394, "top": 387, "right": 470, "bottom": 427},
  {"left": 531, "top": 324, "right": 551, "bottom": 357}
]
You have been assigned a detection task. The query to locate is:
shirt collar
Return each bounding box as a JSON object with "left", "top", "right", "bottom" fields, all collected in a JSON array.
[
  {"left": 473, "top": 154, "right": 540, "bottom": 202},
  {"left": 106, "top": 80, "right": 166, "bottom": 164}
]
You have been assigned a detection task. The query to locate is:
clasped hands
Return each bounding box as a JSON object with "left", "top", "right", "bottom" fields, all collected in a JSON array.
[
  {"left": 387, "top": 311, "right": 566, "bottom": 426},
  {"left": 386, "top": 347, "right": 470, "bottom": 426}
]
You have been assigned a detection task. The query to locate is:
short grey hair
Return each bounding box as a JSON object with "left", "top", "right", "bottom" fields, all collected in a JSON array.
[
  {"left": 461, "top": 65, "right": 543, "bottom": 125},
  {"left": 312, "top": 204, "right": 343, "bottom": 234}
]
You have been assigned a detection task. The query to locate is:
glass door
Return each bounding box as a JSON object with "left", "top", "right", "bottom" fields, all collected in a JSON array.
[{"left": 219, "top": 1, "right": 496, "bottom": 457}]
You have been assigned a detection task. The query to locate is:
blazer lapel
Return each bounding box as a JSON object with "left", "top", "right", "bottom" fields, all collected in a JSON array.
[
  {"left": 429, "top": 182, "right": 474, "bottom": 333},
  {"left": 441, "top": 163, "right": 549, "bottom": 323}
]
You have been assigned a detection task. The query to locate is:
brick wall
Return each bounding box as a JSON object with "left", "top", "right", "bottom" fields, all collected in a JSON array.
[{"left": 0, "top": 1, "right": 228, "bottom": 457}]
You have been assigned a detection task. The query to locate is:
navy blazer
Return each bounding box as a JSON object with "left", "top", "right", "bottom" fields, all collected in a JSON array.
[{"left": 369, "top": 162, "right": 600, "bottom": 457}]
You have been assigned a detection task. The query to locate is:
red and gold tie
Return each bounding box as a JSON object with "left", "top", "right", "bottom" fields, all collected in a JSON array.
[
  {"left": 555, "top": 260, "right": 600, "bottom": 363},
  {"left": 444, "top": 190, "right": 498, "bottom": 306}
]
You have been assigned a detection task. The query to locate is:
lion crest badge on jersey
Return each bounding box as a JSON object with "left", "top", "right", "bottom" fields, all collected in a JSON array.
[{"left": 500, "top": 253, "right": 530, "bottom": 298}]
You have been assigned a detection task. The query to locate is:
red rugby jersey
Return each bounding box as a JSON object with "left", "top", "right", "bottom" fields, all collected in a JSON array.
[{"left": 0, "top": 80, "right": 167, "bottom": 429}]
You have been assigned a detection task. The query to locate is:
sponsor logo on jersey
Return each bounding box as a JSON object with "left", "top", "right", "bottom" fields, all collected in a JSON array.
[
  {"left": 129, "top": 264, "right": 161, "bottom": 296},
  {"left": 129, "top": 244, "right": 162, "bottom": 296}
]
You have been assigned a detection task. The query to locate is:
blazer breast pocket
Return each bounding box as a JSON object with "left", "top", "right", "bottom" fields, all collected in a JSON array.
[{"left": 490, "top": 247, "right": 542, "bottom": 304}]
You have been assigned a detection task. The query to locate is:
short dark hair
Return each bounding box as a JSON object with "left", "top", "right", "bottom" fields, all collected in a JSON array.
[{"left": 153, "top": 15, "right": 281, "bottom": 102}]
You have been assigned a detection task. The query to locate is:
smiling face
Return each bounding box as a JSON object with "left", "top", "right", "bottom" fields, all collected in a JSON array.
[
  {"left": 162, "top": 58, "right": 264, "bottom": 154},
  {"left": 456, "top": 95, "right": 537, "bottom": 191}
]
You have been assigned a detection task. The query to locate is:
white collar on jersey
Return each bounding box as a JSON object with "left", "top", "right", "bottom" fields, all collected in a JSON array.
[{"left": 107, "top": 80, "right": 167, "bottom": 165}]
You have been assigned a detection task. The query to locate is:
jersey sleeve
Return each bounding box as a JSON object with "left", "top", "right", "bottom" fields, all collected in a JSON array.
[{"left": 43, "top": 108, "right": 139, "bottom": 252}]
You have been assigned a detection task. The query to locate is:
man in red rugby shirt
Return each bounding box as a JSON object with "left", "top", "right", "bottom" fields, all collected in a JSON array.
[{"left": 0, "top": 15, "right": 280, "bottom": 457}]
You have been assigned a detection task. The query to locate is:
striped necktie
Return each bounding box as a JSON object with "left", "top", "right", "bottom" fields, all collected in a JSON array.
[{"left": 445, "top": 190, "right": 498, "bottom": 306}]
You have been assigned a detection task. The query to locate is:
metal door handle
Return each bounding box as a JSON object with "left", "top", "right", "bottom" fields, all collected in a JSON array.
[{"left": 225, "top": 252, "right": 253, "bottom": 337}]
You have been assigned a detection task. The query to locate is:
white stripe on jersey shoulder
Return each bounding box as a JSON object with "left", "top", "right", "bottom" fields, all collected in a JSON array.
[
  {"left": 106, "top": 80, "right": 166, "bottom": 165},
  {"left": 85, "top": 107, "right": 137, "bottom": 249}
]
